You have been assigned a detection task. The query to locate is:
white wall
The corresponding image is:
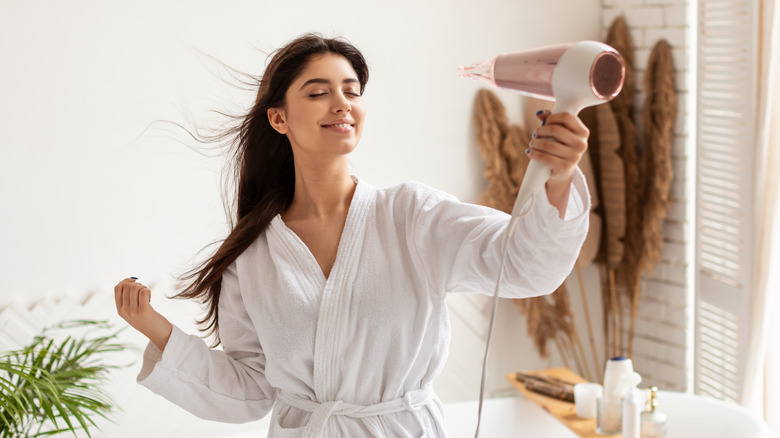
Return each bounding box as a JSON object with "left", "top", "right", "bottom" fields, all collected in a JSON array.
[{"left": 0, "top": 1, "right": 602, "bottom": 436}]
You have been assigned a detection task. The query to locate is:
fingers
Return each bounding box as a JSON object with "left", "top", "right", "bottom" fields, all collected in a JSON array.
[
  {"left": 114, "top": 277, "right": 152, "bottom": 319},
  {"left": 113, "top": 277, "right": 171, "bottom": 348},
  {"left": 530, "top": 111, "right": 589, "bottom": 155},
  {"left": 528, "top": 110, "right": 589, "bottom": 178},
  {"left": 535, "top": 110, "right": 589, "bottom": 137},
  {"left": 114, "top": 277, "right": 135, "bottom": 311},
  {"left": 139, "top": 287, "right": 151, "bottom": 307}
]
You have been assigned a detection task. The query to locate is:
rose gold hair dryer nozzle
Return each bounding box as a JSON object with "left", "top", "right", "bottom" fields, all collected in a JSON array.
[{"left": 459, "top": 41, "right": 625, "bottom": 222}]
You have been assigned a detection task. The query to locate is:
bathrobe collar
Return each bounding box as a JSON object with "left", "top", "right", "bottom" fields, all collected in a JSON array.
[
  {"left": 268, "top": 176, "right": 373, "bottom": 401},
  {"left": 268, "top": 176, "right": 371, "bottom": 284}
]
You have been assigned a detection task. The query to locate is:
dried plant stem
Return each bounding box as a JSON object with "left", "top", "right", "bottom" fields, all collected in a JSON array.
[
  {"left": 626, "top": 38, "right": 676, "bottom": 357},
  {"left": 628, "top": 277, "right": 642, "bottom": 356},
  {"left": 618, "top": 283, "right": 627, "bottom": 355},
  {"left": 557, "top": 330, "right": 592, "bottom": 382},
  {"left": 576, "top": 265, "right": 601, "bottom": 381},
  {"left": 608, "top": 269, "right": 619, "bottom": 358},
  {"left": 570, "top": 326, "right": 594, "bottom": 382},
  {"left": 567, "top": 339, "right": 585, "bottom": 379},
  {"left": 554, "top": 336, "right": 574, "bottom": 374}
]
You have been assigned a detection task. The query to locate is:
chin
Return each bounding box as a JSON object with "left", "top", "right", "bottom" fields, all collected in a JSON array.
[{"left": 334, "top": 139, "right": 360, "bottom": 155}]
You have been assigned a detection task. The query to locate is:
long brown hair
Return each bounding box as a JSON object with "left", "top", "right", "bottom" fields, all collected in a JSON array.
[{"left": 175, "top": 33, "right": 369, "bottom": 345}]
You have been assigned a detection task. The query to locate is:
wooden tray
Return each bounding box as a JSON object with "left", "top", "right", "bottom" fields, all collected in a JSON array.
[{"left": 507, "top": 368, "right": 620, "bottom": 438}]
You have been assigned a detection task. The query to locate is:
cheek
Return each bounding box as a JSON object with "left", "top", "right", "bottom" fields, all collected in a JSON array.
[
  {"left": 285, "top": 106, "right": 316, "bottom": 131},
  {"left": 353, "top": 102, "right": 366, "bottom": 122}
]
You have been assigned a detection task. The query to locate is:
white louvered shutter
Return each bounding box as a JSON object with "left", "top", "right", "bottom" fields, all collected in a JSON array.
[{"left": 694, "top": 0, "right": 759, "bottom": 403}]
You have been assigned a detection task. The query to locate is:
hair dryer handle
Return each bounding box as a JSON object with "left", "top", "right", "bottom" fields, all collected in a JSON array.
[{"left": 510, "top": 159, "right": 551, "bottom": 219}]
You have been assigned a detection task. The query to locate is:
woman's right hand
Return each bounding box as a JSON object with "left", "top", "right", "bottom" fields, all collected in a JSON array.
[{"left": 114, "top": 278, "right": 173, "bottom": 352}]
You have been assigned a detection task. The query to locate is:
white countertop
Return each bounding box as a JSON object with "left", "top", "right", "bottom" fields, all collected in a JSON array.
[
  {"left": 445, "top": 396, "right": 579, "bottom": 438},
  {"left": 220, "top": 395, "right": 578, "bottom": 437}
]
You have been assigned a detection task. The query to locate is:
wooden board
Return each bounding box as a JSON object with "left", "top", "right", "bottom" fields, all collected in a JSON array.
[{"left": 507, "top": 368, "right": 621, "bottom": 438}]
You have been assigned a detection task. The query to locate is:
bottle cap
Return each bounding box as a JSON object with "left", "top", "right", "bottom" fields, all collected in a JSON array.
[{"left": 645, "top": 386, "right": 659, "bottom": 412}]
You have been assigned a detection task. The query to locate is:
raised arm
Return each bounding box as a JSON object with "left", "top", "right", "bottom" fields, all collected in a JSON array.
[
  {"left": 116, "top": 264, "right": 276, "bottom": 423},
  {"left": 409, "top": 172, "right": 589, "bottom": 300}
]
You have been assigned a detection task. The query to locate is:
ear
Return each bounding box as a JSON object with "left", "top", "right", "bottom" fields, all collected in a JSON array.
[{"left": 267, "top": 107, "right": 289, "bottom": 134}]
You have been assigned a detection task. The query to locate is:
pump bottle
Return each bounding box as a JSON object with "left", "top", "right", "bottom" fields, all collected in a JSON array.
[
  {"left": 640, "top": 387, "right": 668, "bottom": 438},
  {"left": 622, "top": 374, "right": 643, "bottom": 438}
]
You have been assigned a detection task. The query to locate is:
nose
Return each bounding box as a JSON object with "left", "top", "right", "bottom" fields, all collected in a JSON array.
[{"left": 332, "top": 92, "right": 351, "bottom": 114}]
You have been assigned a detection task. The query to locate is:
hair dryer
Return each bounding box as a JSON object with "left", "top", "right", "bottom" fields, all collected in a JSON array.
[
  {"left": 460, "top": 42, "right": 625, "bottom": 438},
  {"left": 459, "top": 41, "right": 625, "bottom": 221}
]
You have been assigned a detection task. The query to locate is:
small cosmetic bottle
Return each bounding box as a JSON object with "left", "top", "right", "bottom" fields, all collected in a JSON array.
[
  {"left": 622, "top": 378, "right": 643, "bottom": 438},
  {"left": 640, "top": 387, "right": 668, "bottom": 438}
]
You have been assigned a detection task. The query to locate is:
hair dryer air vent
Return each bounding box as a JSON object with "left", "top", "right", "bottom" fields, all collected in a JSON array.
[{"left": 591, "top": 51, "right": 624, "bottom": 100}]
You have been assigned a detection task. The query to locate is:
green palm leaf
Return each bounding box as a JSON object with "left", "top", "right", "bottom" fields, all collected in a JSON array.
[{"left": 0, "top": 320, "right": 128, "bottom": 438}]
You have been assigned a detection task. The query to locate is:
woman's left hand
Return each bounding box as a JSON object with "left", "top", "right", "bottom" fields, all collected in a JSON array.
[
  {"left": 528, "top": 110, "right": 589, "bottom": 216},
  {"left": 528, "top": 110, "right": 589, "bottom": 184}
]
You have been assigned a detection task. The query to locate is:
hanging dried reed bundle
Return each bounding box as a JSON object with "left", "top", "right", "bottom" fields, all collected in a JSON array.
[
  {"left": 503, "top": 124, "right": 531, "bottom": 200},
  {"left": 515, "top": 285, "right": 577, "bottom": 361},
  {"left": 607, "top": 15, "right": 641, "bottom": 355},
  {"left": 639, "top": 39, "right": 676, "bottom": 275},
  {"left": 473, "top": 90, "right": 529, "bottom": 212},
  {"left": 582, "top": 92, "right": 627, "bottom": 359},
  {"left": 626, "top": 39, "right": 677, "bottom": 355},
  {"left": 475, "top": 89, "right": 508, "bottom": 148},
  {"left": 593, "top": 104, "right": 626, "bottom": 270},
  {"left": 606, "top": 16, "right": 636, "bottom": 124},
  {"left": 576, "top": 152, "right": 602, "bottom": 267},
  {"left": 598, "top": 102, "right": 628, "bottom": 358},
  {"left": 578, "top": 108, "right": 605, "bottom": 261}
]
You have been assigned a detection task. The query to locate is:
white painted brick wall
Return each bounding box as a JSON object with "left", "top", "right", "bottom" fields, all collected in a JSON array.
[{"left": 597, "top": 0, "right": 692, "bottom": 392}]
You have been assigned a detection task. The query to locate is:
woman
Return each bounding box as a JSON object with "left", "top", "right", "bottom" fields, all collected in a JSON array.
[{"left": 115, "top": 33, "right": 590, "bottom": 437}]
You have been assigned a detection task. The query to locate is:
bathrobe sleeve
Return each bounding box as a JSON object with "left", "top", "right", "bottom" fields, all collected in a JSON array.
[
  {"left": 136, "top": 262, "right": 276, "bottom": 423},
  {"left": 410, "top": 167, "right": 590, "bottom": 298}
]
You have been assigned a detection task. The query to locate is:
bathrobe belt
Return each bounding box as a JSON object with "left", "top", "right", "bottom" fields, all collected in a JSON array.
[{"left": 277, "top": 385, "right": 434, "bottom": 437}]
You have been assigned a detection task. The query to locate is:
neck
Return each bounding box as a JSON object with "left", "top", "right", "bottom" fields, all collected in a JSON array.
[{"left": 285, "top": 156, "right": 356, "bottom": 221}]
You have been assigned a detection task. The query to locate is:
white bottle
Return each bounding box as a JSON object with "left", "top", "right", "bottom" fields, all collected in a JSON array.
[
  {"left": 621, "top": 373, "right": 643, "bottom": 438},
  {"left": 640, "top": 387, "right": 668, "bottom": 438},
  {"left": 602, "top": 357, "right": 635, "bottom": 398}
]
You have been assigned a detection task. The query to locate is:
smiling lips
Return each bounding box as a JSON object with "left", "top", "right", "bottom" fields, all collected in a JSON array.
[{"left": 322, "top": 120, "right": 355, "bottom": 133}]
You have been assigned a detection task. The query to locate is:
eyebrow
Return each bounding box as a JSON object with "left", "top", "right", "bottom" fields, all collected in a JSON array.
[{"left": 299, "top": 77, "right": 360, "bottom": 90}]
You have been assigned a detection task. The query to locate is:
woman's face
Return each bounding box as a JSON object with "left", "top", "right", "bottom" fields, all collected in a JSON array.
[{"left": 268, "top": 52, "right": 365, "bottom": 160}]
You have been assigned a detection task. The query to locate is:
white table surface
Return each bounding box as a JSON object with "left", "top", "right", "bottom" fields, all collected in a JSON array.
[
  {"left": 220, "top": 395, "right": 578, "bottom": 437},
  {"left": 445, "top": 396, "right": 579, "bottom": 438}
]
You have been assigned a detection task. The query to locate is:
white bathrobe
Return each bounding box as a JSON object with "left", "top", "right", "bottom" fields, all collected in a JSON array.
[{"left": 138, "top": 174, "right": 589, "bottom": 437}]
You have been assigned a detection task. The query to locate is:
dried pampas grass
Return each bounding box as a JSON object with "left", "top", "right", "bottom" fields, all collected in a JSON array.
[
  {"left": 518, "top": 286, "right": 574, "bottom": 359},
  {"left": 515, "top": 283, "right": 595, "bottom": 380},
  {"left": 594, "top": 104, "right": 626, "bottom": 270},
  {"left": 580, "top": 101, "right": 626, "bottom": 367},
  {"left": 473, "top": 90, "right": 530, "bottom": 213},
  {"left": 599, "top": 18, "right": 677, "bottom": 358},
  {"left": 640, "top": 39, "right": 676, "bottom": 275},
  {"left": 606, "top": 15, "right": 641, "bottom": 356},
  {"left": 607, "top": 16, "right": 635, "bottom": 118},
  {"left": 625, "top": 39, "right": 676, "bottom": 355}
]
